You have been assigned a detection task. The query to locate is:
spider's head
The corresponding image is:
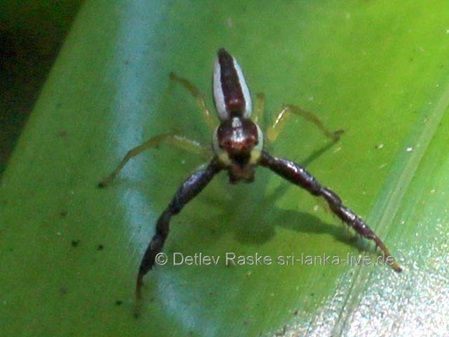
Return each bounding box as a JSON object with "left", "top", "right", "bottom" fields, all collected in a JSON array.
[{"left": 213, "top": 117, "right": 264, "bottom": 184}]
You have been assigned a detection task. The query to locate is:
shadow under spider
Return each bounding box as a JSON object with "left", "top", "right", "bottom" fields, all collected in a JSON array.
[{"left": 179, "top": 139, "right": 364, "bottom": 254}]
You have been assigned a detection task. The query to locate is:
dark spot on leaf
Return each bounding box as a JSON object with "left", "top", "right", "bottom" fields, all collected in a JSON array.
[{"left": 58, "top": 130, "right": 68, "bottom": 137}]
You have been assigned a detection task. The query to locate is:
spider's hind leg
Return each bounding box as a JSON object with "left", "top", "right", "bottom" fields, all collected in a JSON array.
[
  {"left": 253, "top": 92, "right": 266, "bottom": 126},
  {"left": 170, "top": 72, "right": 217, "bottom": 131}
]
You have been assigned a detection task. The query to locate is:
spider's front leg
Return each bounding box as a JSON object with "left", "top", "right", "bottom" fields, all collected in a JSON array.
[
  {"left": 98, "top": 134, "right": 206, "bottom": 188},
  {"left": 259, "top": 151, "right": 402, "bottom": 272},
  {"left": 136, "top": 158, "right": 222, "bottom": 300},
  {"left": 266, "top": 104, "right": 344, "bottom": 144}
]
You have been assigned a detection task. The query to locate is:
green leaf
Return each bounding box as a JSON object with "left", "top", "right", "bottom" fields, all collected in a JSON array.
[{"left": 1, "top": 1, "right": 449, "bottom": 336}]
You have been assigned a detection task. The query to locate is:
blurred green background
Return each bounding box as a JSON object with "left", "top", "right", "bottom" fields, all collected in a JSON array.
[{"left": 0, "top": 0, "right": 84, "bottom": 175}]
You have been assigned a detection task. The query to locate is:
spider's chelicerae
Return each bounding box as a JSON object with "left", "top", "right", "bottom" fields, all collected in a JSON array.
[{"left": 99, "top": 48, "right": 402, "bottom": 301}]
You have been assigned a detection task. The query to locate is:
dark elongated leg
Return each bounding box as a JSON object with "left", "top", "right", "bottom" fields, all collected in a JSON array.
[
  {"left": 136, "top": 159, "right": 222, "bottom": 300},
  {"left": 259, "top": 151, "right": 402, "bottom": 272}
]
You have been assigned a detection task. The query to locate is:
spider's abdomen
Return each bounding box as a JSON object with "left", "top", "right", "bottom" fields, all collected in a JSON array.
[{"left": 213, "top": 48, "right": 252, "bottom": 121}]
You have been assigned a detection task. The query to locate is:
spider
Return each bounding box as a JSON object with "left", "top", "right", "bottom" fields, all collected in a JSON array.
[{"left": 99, "top": 48, "right": 402, "bottom": 301}]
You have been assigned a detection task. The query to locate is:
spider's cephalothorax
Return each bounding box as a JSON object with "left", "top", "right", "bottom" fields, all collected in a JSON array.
[
  {"left": 98, "top": 48, "right": 402, "bottom": 306},
  {"left": 212, "top": 48, "right": 263, "bottom": 183},
  {"left": 213, "top": 117, "right": 263, "bottom": 183}
]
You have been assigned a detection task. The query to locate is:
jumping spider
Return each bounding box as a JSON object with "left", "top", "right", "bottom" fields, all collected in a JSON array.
[{"left": 99, "top": 48, "right": 402, "bottom": 301}]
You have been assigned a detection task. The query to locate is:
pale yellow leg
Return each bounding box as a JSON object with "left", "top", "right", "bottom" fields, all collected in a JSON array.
[
  {"left": 99, "top": 134, "right": 206, "bottom": 187},
  {"left": 253, "top": 92, "right": 266, "bottom": 126},
  {"left": 169, "top": 72, "right": 217, "bottom": 131},
  {"left": 266, "top": 104, "right": 344, "bottom": 144}
]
